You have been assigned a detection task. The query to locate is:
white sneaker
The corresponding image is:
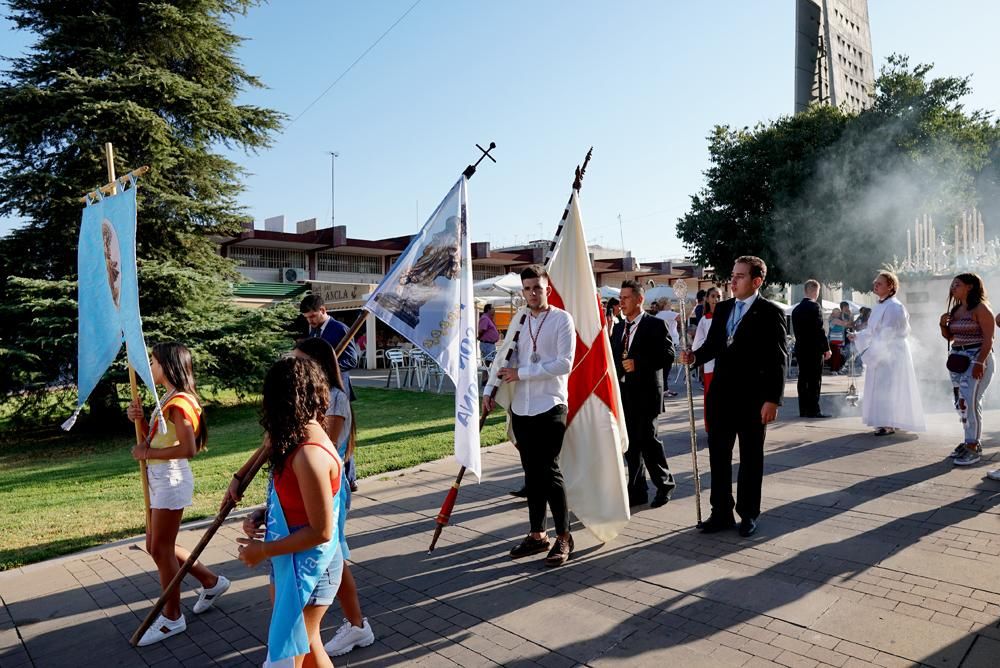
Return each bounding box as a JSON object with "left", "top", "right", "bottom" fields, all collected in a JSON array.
[
  {"left": 193, "top": 574, "right": 230, "bottom": 614},
  {"left": 987, "top": 470, "right": 1000, "bottom": 481},
  {"left": 137, "top": 613, "right": 186, "bottom": 646},
  {"left": 324, "top": 617, "right": 375, "bottom": 656}
]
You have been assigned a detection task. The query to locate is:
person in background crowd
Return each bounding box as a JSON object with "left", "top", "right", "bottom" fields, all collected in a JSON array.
[
  {"left": 828, "top": 307, "right": 847, "bottom": 373},
  {"left": 692, "top": 289, "right": 707, "bottom": 327},
  {"left": 691, "top": 287, "right": 721, "bottom": 432},
  {"left": 605, "top": 297, "right": 622, "bottom": 336},
  {"left": 940, "top": 274, "right": 995, "bottom": 467},
  {"left": 478, "top": 304, "right": 500, "bottom": 358},
  {"left": 300, "top": 294, "right": 360, "bottom": 492},
  {"left": 792, "top": 280, "right": 832, "bottom": 418},
  {"left": 656, "top": 299, "right": 681, "bottom": 398}
]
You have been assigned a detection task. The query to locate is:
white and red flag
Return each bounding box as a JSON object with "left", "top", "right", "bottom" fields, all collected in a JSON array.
[{"left": 489, "top": 189, "right": 630, "bottom": 542}]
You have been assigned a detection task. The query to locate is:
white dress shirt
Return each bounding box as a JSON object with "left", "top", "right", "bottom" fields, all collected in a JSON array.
[{"left": 511, "top": 306, "right": 576, "bottom": 416}]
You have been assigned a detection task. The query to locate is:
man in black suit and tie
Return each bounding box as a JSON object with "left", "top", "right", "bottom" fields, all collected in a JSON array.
[
  {"left": 791, "top": 280, "right": 832, "bottom": 418},
  {"left": 611, "top": 280, "right": 676, "bottom": 508},
  {"left": 681, "top": 256, "right": 787, "bottom": 537}
]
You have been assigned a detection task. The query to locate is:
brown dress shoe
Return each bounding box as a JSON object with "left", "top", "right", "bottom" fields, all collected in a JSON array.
[
  {"left": 509, "top": 535, "right": 550, "bottom": 559},
  {"left": 544, "top": 533, "right": 574, "bottom": 567}
]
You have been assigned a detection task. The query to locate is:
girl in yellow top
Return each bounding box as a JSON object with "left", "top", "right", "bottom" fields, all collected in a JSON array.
[{"left": 127, "top": 342, "right": 230, "bottom": 646}]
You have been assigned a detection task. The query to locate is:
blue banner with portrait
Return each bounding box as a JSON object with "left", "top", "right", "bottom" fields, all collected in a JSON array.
[{"left": 63, "top": 181, "right": 160, "bottom": 430}]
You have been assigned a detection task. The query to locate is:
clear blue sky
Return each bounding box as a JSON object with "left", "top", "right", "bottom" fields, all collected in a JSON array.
[{"left": 2, "top": 1, "right": 998, "bottom": 261}]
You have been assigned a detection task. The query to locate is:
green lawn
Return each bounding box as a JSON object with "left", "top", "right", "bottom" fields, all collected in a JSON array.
[{"left": 0, "top": 387, "right": 508, "bottom": 570}]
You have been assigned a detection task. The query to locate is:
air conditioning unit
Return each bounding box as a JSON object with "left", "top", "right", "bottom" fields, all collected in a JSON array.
[{"left": 281, "top": 267, "right": 307, "bottom": 283}]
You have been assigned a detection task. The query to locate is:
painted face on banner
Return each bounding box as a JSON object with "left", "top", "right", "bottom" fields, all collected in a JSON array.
[{"left": 101, "top": 220, "right": 122, "bottom": 308}]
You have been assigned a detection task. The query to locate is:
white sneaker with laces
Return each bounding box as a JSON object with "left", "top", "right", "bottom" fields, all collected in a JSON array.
[
  {"left": 324, "top": 617, "right": 375, "bottom": 656},
  {"left": 137, "top": 613, "right": 186, "bottom": 646},
  {"left": 193, "top": 574, "right": 230, "bottom": 614}
]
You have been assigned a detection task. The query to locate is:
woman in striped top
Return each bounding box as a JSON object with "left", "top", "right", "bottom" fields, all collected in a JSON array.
[{"left": 940, "top": 273, "right": 995, "bottom": 466}]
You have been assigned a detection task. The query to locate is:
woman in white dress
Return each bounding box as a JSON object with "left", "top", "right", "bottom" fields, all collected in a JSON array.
[{"left": 849, "top": 271, "right": 926, "bottom": 435}]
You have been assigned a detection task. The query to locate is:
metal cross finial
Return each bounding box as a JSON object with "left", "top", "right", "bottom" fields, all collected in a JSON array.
[
  {"left": 463, "top": 141, "right": 497, "bottom": 179},
  {"left": 573, "top": 147, "right": 593, "bottom": 191}
]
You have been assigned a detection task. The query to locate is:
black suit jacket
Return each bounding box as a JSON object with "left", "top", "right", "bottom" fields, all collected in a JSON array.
[
  {"left": 692, "top": 296, "right": 788, "bottom": 410},
  {"left": 611, "top": 314, "right": 675, "bottom": 418},
  {"left": 791, "top": 299, "right": 830, "bottom": 356}
]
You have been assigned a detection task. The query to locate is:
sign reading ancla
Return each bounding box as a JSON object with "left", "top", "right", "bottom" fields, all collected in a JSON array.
[{"left": 308, "top": 281, "right": 377, "bottom": 305}]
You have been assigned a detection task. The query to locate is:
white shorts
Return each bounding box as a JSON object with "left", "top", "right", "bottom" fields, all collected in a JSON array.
[{"left": 147, "top": 459, "right": 194, "bottom": 510}]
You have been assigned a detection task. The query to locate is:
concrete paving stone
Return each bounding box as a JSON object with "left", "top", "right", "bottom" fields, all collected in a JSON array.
[
  {"left": 961, "top": 635, "right": 1000, "bottom": 668},
  {"left": 812, "top": 599, "right": 974, "bottom": 668},
  {"left": 883, "top": 546, "right": 1000, "bottom": 594}
]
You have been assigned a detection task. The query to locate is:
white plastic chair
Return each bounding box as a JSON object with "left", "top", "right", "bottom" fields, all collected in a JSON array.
[
  {"left": 407, "top": 349, "right": 430, "bottom": 390},
  {"left": 384, "top": 348, "right": 407, "bottom": 388}
]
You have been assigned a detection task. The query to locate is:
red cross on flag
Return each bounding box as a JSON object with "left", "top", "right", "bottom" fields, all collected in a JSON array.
[
  {"left": 489, "top": 189, "right": 631, "bottom": 543},
  {"left": 545, "top": 190, "right": 631, "bottom": 542}
]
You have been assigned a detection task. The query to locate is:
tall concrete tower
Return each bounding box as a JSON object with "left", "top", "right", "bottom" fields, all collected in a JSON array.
[{"left": 794, "top": 0, "right": 874, "bottom": 113}]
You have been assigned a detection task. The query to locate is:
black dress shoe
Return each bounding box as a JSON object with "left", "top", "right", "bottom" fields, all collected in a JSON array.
[
  {"left": 810, "top": 413, "right": 832, "bottom": 419},
  {"left": 739, "top": 518, "right": 758, "bottom": 537},
  {"left": 650, "top": 486, "right": 675, "bottom": 508},
  {"left": 509, "top": 486, "right": 528, "bottom": 498},
  {"left": 629, "top": 496, "right": 649, "bottom": 507},
  {"left": 699, "top": 514, "right": 736, "bottom": 533}
]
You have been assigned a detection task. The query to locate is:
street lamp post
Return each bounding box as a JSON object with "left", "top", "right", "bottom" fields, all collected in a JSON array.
[{"left": 329, "top": 151, "right": 339, "bottom": 227}]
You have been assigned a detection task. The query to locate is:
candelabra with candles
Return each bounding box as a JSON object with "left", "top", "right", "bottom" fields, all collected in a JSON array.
[{"left": 901, "top": 208, "right": 995, "bottom": 275}]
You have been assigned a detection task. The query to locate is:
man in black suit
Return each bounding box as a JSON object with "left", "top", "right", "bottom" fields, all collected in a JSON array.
[
  {"left": 681, "top": 256, "right": 787, "bottom": 537},
  {"left": 791, "top": 280, "right": 832, "bottom": 418},
  {"left": 611, "top": 280, "right": 676, "bottom": 508}
]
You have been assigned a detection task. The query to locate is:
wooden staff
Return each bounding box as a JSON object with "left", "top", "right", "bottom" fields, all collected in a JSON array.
[
  {"left": 428, "top": 148, "right": 593, "bottom": 552},
  {"left": 131, "top": 313, "right": 366, "bottom": 646},
  {"left": 673, "top": 278, "right": 703, "bottom": 527},
  {"left": 88, "top": 143, "right": 154, "bottom": 535}
]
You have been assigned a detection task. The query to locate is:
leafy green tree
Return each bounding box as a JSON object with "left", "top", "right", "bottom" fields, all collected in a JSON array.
[
  {"left": 678, "top": 55, "right": 999, "bottom": 291},
  {"left": 0, "top": 1, "right": 289, "bottom": 427}
]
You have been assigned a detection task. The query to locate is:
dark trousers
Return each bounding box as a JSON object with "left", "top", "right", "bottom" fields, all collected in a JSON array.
[
  {"left": 797, "top": 353, "right": 823, "bottom": 416},
  {"left": 511, "top": 405, "right": 570, "bottom": 535},
  {"left": 623, "top": 410, "right": 675, "bottom": 501},
  {"left": 707, "top": 402, "right": 766, "bottom": 520}
]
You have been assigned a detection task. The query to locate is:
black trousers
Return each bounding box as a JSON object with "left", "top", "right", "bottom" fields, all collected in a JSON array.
[
  {"left": 511, "top": 405, "right": 569, "bottom": 535},
  {"left": 707, "top": 402, "right": 766, "bottom": 521},
  {"left": 623, "top": 410, "right": 675, "bottom": 501},
  {"left": 797, "top": 352, "right": 823, "bottom": 416}
]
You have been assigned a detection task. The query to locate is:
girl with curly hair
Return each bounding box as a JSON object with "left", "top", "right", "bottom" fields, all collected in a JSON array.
[{"left": 237, "top": 356, "right": 343, "bottom": 667}]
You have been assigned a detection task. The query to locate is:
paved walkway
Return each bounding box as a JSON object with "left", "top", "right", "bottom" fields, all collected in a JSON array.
[{"left": 2, "top": 377, "right": 999, "bottom": 667}]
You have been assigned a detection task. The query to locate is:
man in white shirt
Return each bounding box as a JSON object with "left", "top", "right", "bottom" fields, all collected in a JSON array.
[{"left": 483, "top": 265, "right": 577, "bottom": 567}]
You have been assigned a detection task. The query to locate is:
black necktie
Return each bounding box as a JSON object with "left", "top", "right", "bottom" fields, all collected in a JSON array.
[{"left": 310, "top": 328, "right": 320, "bottom": 338}]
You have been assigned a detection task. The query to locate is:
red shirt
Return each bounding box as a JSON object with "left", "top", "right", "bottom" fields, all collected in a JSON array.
[{"left": 274, "top": 441, "right": 342, "bottom": 526}]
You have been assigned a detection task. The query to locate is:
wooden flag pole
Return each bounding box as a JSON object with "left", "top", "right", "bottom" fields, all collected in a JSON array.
[
  {"left": 131, "top": 313, "right": 366, "bottom": 646},
  {"left": 428, "top": 147, "right": 592, "bottom": 552},
  {"left": 97, "top": 143, "right": 153, "bottom": 536}
]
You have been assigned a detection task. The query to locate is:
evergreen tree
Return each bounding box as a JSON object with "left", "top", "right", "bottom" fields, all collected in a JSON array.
[{"left": 0, "top": 1, "right": 289, "bottom": 426}]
